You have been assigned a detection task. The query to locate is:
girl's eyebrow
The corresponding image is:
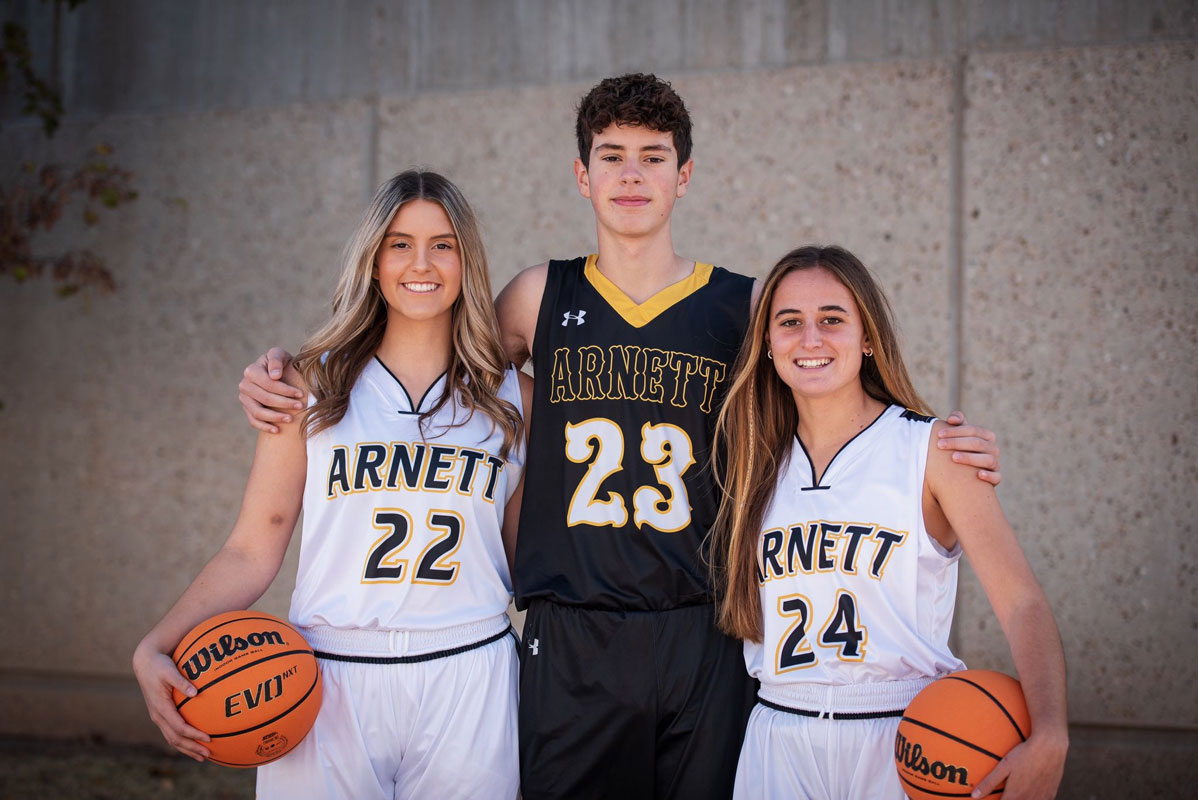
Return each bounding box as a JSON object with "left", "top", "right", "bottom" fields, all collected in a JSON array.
[
  {"left": 383, "top": 231, "right": 457, "bottom": 240},
  {"left": 773, "top": 304, "right": 848, "bottom": 318}
]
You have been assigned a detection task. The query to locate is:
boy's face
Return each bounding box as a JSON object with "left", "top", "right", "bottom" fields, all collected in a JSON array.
[{"left": 574, "top": 123, "right": 693, "bottom": 240}]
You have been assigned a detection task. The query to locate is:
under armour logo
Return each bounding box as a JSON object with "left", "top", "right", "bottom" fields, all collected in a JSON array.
[
  {"left": 562, "top": 310, "right": 586, "bottom": 326},
  {"left": 528, "top": 638, "right": 540, "bottom": 656}
]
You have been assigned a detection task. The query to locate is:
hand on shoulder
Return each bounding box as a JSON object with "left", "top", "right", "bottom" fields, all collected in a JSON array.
[
  {"left": 937, "top": 410, "right": 1002, "bottom": 485},
  {"left": 238, "top": 347, "right": 303, "bottom": 434}
]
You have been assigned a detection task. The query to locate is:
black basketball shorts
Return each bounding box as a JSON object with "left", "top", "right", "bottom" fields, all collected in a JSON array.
[{"left": 518, "top": 600, "right": 757, "bottom": 799}]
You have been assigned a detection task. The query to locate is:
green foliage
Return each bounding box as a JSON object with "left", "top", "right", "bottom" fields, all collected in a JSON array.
[
  {"left": 1, "top": 143, "right": 137, "bottom": 293},
  {"left": 1, "top": 19, "right": 65, "bottom": 136},
  {"left": 1, "top": 0, "right": 135, "bottom": 297}
]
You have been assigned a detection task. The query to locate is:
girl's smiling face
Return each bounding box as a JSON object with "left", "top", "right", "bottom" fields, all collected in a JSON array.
[
  {"left": 373, "top": 199, "right": 462, "bottom": 327},
  {"left": 767, "top": 267, "right": 871, "bottom": 402}
]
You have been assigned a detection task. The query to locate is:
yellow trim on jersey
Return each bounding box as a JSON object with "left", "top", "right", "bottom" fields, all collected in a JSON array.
[{"left": 583, "top": 253, "right": 714, "bottom": 328}]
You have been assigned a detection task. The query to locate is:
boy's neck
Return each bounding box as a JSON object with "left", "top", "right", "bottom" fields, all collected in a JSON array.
[{"left": 594, "top": 227, "right": 693, "bottom": 304}]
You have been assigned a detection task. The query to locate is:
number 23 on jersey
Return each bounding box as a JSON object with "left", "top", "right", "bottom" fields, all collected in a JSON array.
[{"left": 564, "top": 417, "right": 695, "bottom": 533}]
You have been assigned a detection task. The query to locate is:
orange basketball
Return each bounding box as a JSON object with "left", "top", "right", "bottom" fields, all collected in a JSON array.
[
  {"left": 895, "top": 670, "right": 1030, "bottom": 799},
  {"left": 171, "top": 611, "right": 322, "bottom": 768}
]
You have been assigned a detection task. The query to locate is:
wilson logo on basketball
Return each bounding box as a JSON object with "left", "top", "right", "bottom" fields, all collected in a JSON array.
[
  {"left": 180, "top": 630, "right": 286, "bottom": 681},
  {"left": 894, "top": 731, "right": 969, "bottom": 785}
]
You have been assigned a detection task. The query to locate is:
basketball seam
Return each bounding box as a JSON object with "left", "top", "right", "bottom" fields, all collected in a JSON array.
[
  {"left": 175, "top": 649, "right": 314, "bottom": 712},
  {"left": 897, "top": 773, "right": 1000, "bottom": 798},
  {"left": 898, "top": 716, "right": 1005, "bottom": 761},
  {"left": 944, "top": 675, "right": 1029, "bottom": 742}
]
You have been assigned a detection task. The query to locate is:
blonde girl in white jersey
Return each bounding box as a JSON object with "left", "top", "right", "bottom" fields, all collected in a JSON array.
[
  {"left": 711, "top": 246, "right": 1067, "bottom": 800},
  {"left": 132, "top": 170, "right": 531, "bottom": 799}
]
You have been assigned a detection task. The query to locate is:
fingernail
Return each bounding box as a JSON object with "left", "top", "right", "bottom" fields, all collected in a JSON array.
[
  {"left": 952, "top": 453, "right": 962, "bottom": 461},
  {"left": 293, "top": 401, "right": 304, "bottom": 409},
  {"left": 185, "top": 686, "right": 196, "bottom": 697},
  {"left": 283, "top": 415, "right": 292, "bottom": 423}
]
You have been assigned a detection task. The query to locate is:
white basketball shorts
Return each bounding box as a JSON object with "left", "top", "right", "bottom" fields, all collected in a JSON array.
[{"left": 256, "top": 617, "right": 519, "bottom": 800}]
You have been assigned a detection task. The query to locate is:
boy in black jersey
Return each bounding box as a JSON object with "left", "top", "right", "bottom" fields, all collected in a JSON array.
[
  {"left": 493, "top": 75, "right": 759, "bottom": 799},
  {"left": 238, "top": 73, "right": 1004, "bottom": 799}
]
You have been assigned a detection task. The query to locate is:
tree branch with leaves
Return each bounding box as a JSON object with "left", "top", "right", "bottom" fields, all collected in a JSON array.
[{"left": 1, "top": 0, "right": 136, "bottom": 296}]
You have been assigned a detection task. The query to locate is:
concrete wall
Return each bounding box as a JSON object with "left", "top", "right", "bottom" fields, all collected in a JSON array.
[{"left": 2, "top": 0, "right": 1196, "bottom": 793}]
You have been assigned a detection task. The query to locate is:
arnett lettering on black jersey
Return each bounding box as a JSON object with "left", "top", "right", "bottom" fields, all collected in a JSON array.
[{"left": 549, "top": 345, "right": 727, "bottom": 413}]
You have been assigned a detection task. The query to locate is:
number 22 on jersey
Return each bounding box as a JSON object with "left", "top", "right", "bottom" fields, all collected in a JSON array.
[
  {"left": 564, "top": 418, "right": 695, "bottom": 533},
  {"left": 363, "top": 508, "right": 463, "bottom": 585}
]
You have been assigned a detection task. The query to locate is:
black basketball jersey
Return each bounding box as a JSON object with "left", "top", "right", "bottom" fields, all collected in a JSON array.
[{"left": 514, "top": 255, "right": 754, "bottom": 610}]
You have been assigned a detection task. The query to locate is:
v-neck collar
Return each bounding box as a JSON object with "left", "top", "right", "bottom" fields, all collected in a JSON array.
[
  {"left": 372, "top": 356, "right": 448, "bottom": 415},
  {"left": 794, "top": 404, "right": 895, "bottom": 491},
  {"left": 583, "top": 253, "right": 714, "bottom": 328}
]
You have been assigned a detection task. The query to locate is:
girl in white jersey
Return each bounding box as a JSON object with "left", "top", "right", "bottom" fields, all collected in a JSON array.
[
  {"left": 711, "top": 246, "right": 1067, "bottom": 800},
  {"left": 132, "top": 170, "right": 531, "bottom": 799}
]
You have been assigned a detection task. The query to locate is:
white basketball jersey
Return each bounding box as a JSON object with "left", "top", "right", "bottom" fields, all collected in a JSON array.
[
  {"left": 289, "top": 359, "right": 525, "bottom": 632},
  {"left": 744, "top": 404, "right": 964, "bottom": 700}
]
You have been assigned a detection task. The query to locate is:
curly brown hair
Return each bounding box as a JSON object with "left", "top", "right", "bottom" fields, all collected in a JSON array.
[{"left": 575, "top": 73, "right": 693, "bottom": 167}]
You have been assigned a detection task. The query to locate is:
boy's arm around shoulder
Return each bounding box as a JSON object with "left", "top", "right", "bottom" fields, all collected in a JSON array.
[
  {"left": 495, "top": 263, "right": 548, "bottom": 369},
  {"left": 239, "top": 346, "right": 305, "bottom": 434},
  {"left": 500, "top": 370, "right": 535, "bottom": 577}
]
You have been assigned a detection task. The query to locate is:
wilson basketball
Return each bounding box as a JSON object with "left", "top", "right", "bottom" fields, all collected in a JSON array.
[
  {"left": 171, "top": 610, "right": 322, "bottom": 768},
  {"left": 895, "top": 670, "right": 1030, "bottom": 799}
]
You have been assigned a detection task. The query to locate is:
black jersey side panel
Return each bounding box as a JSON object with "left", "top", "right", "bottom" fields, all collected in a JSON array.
[{"left": 513, "top": 256, "right": 753, "bottom": 610}]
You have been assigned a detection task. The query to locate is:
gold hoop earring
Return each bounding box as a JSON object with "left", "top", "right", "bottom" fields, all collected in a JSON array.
[{"left": 864, "top": 348, "right": 873, "bottom": 357}]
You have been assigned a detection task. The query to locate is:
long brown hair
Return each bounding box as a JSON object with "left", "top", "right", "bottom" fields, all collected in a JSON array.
[
  {"left": 711, "top": 245, "right": 931, "bottom": 641},
  {"left": 294, "top": 169, "right": 522, "bottom": 457}
]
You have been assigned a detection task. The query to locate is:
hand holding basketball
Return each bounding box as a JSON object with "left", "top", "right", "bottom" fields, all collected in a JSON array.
[
  {"left": 132, "top": 642, "right": 211, "bottom": 761},
  {"left": 969, "top": 729, "right": 1068, "bottom": 800}
]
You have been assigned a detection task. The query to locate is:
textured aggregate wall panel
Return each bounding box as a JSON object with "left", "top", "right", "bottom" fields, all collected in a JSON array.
[
  {"left": 673, "top": 61, "right": 955, "bottom": 410},
  {"left": 957, "top": 42, "right": 1198, "bottom": 726},
  {"left": 0, "top": 99, "right": 371, "bottom": 676}
]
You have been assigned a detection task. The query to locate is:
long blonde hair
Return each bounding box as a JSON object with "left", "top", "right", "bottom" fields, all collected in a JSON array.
[
  {"left": 711, "top": 245, "right": 931, "bottom": 641},
  {"left": 294, "top": 169, "right": 522, "bottom": 457}
]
